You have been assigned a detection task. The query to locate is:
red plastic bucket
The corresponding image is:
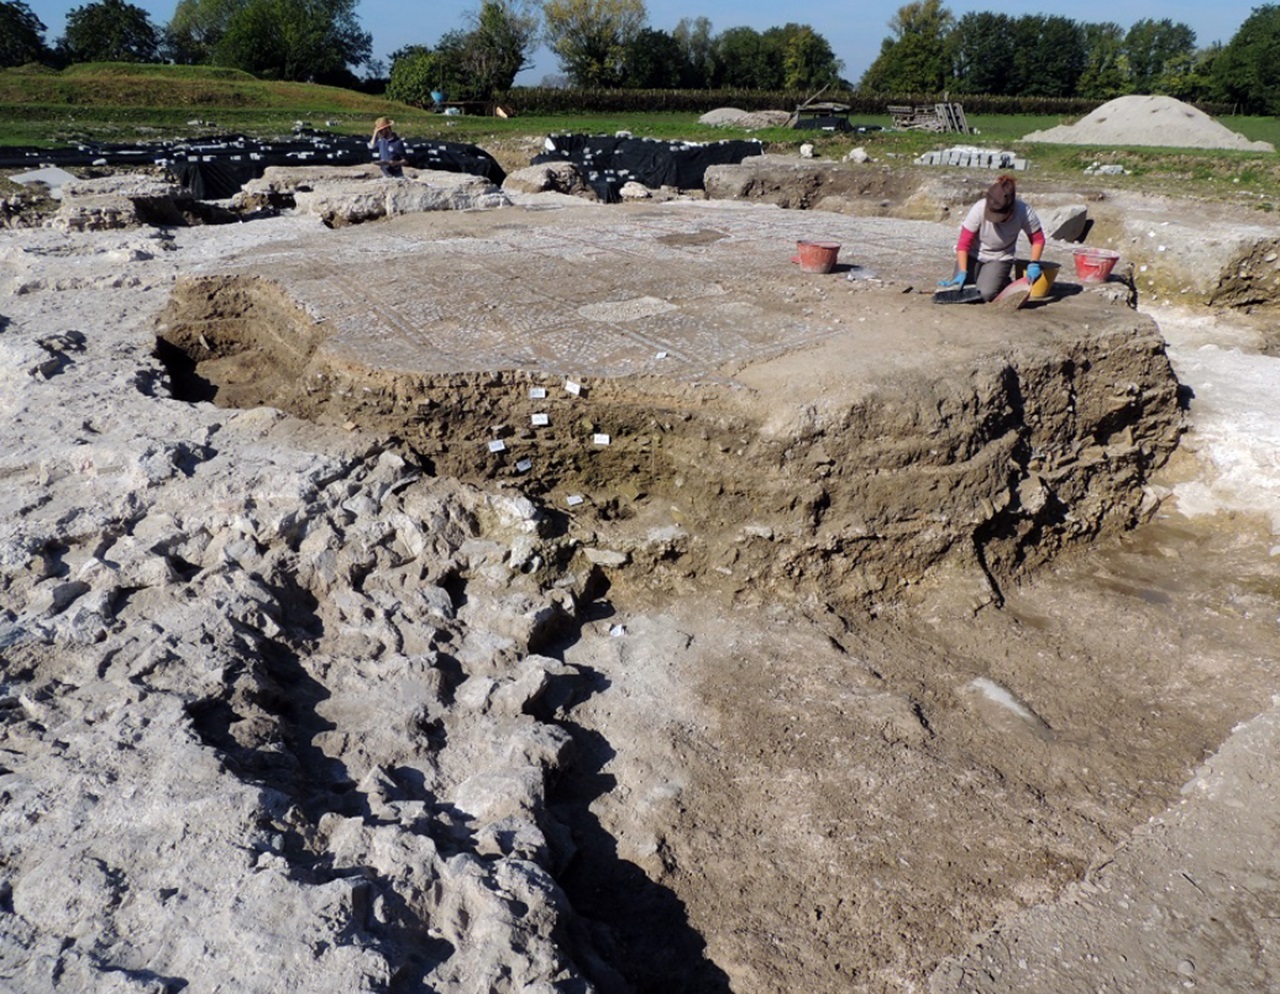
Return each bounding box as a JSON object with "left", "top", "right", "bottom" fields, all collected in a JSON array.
[
  {"left": 794, "top": 240, "right": 841, "bottom": 273},
  {"left": 1072, "top": 247, "right": 1121, "bottom": 283}
]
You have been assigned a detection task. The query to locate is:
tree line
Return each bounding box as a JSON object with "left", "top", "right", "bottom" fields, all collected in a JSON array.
[
  {"left": 0, "top": 0, "right": 372, "bottom": 87},
  {"left": 862, "top": 1, "right": 1280, "bottom": 114},
  {"left": 387, "top": 7, "right": 845, "bottom": 106},
  {"left": 2, "top": 0, "right": 1278, "bottom": 115}
]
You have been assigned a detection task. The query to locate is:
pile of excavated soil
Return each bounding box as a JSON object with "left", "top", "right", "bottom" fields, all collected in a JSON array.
[
  {"left": 1022, "top": 94, "right": 1274, "bottom": 151},
  {"left": 699, "top": 106, "right": 792, "bottom": 129}
]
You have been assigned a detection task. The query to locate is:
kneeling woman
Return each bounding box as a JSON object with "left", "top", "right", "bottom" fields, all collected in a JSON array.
[{"left": 939, "top": 175, "right": 1044, "bottom": 302}]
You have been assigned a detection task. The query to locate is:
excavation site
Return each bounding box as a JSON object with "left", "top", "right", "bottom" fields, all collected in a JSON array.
[{"left": 4, "top": 188, "right": 1280, "bottom": 994}]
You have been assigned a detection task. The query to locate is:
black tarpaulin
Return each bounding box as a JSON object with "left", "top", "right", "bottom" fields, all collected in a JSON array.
[
  {"left": 0, "top": 131, "right": 506, "bottom": 198},
  {"left": 534, "top": 134, "right": 763, "bottom": 201}
]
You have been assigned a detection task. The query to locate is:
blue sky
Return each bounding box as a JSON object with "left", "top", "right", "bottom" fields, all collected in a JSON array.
[{"left": 24, "top": 1, "right": 1253, "bottom": 84}]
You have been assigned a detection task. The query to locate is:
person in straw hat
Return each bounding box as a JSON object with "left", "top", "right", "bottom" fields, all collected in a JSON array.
[
  {"left": 938, "top": 174, "right": 1045, "bottom": 303},
  {"left": 369, "top": 116, "right": 407, "bottom": 178}
]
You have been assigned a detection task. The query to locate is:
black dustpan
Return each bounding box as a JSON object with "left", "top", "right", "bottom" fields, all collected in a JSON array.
[{"left": 932, "top": 286, "right": 984, "bottom": 304}]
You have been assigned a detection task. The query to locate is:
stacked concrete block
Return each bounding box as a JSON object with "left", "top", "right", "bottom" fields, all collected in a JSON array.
[{"left": 914, "top": 147, "right": 1028, "bottom": 170}]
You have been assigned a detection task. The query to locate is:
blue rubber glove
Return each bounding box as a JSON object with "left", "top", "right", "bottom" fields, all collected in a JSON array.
[
  {"left": 1026, "top": 262, "right": 1042, "bottom": 283},
  {"left": 938, "top": 271, "right": 967, "bottom": 288}
]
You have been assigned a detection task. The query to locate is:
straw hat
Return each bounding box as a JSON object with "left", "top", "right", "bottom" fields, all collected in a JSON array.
[{"left": 374, "top": 117, "right": 394, "bottom": 130}]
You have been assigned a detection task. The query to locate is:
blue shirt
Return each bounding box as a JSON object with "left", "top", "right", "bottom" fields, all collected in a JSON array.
[{"left": 371, "top": 134, "right": 406, "bottom": 165}]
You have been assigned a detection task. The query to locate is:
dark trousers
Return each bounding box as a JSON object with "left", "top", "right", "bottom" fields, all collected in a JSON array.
[{"left": 967, "top": 256, "right": 1013, "bottom": 302}]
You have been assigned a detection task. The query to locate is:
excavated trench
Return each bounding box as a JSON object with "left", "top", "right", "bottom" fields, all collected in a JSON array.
[
  {"left": 154, "top": 272, "right": 1184, "bottom": 611},
  {"left": 146, "top": 268, "right": 1280, "bottom": 994}
]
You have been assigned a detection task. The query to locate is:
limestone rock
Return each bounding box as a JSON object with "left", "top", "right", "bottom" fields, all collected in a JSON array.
[
  {"left": 236, "top": 165, "right": 511, "bottom": 225},
  {"left": 502, "top": 161, "right": 600, "bottom": 201},
  {"left": 54, "top": 176, "right": 191, "bottom": 231},
  {"left": 1040, "top": 203, "right": 1089, "bottom": 242}
]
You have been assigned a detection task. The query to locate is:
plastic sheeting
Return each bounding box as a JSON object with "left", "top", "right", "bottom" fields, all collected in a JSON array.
[
  {"left": 533, "top": 134, "right": 763, "bottom": 201},
  {"left": 0, "top": 130, "right": 506, "bottom": 199}
]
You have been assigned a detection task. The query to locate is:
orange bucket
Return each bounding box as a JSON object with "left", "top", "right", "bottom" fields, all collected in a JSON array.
[
  {"left": 1072, "top": 247, "right": 1121, "bottom": 283},
  {"left": 793, "top": 240, "right": 841, "bottom": 273}
]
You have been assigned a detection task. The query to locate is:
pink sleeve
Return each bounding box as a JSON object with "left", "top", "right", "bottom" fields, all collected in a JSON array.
[
  {"left": 1030, "top": 229, "right": 1046, "bottom": 248},
  {"left": 956, "top": 227, "right": 976, "bottom": 254}
]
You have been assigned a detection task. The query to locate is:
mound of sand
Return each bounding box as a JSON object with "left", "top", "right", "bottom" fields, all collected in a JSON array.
[
  {"left": 699, "top": 107, "right": 793, "bottom": 129},
  {"left": 1022, "top": 94, "right": 1274, "bottom": 152}
]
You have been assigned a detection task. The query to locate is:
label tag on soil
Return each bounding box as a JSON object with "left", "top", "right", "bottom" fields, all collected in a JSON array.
[
  {"left": 593, "top": 433, "right": 611, "bottom": 446},
  {"left": 516, "top": 458, "right": 532, "bottom": 473},
  {"left": 529, "top": 387, "right": 547, "bottom": 400},
  {"left": 531, "top": 413, "right": 549, "bottom": 427},
  {"left": 566, "top": 494, "right": 584, "bottom": 507},
  {"left": 487, "top": 439, "right": 506, "bottom": 453},
  {"left": 564, "top": 380, "right": 582, "bottom": 396}
]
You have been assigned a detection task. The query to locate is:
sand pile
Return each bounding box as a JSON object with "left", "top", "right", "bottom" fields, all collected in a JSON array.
[
  {"left": 1023, "top": 94, "right": 1274, "bottom": 152},
  {"left": 699, "top": 106, "right": 792, "bottom": 129}
]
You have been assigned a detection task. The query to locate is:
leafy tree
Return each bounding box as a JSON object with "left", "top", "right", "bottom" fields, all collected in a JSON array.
[
  {"left": 1077, "top": 21, "right": 1129, "bottom": 100},
  {"left": 461, "top": 0, "right": 540, "bottom": 96},
  {"left": 543, "top": 0, "right": 646, "bottom": 87},
  {"left": 1027, "top": 15, "right": 1086, "bottom": 97},
  {"left": 1212, "top": 4, "right": 1280, "bottom": 113},
  {"left": 860, "top": 0, "right": 954, "bottom": 93},
  {"left": 163, "top": 0, "right": 240, "bottom": 64},
  {"left": 713, "top": 26, "right": 779, "bottom": 89},
  {"left": 948, "top": 11, "right": 1015, "bottom": 95},
  {"left": 387, "top": 44, "right": 445, "bottom": 105},
  {"left": 0, "top": 1, "right": 48, "bottom": 67},
  {"left": 1124, "top": 18, "right": 1195, "bottom": 93},
  {"left": 672, "top": 15, "right": 715, "bottom": 87},
  {"left": 386, "top": 1, "right": 538, "bottom": 103},
  {"left": 212, "top": 0, "right": 371, "bottom": 81},
  {"left": 774, "top": 23, "right": 843, "bottom": 91},
  {"left": 1157, "top": 44, "right": 1218, "bottom": 102},
  {"left": 623, "top": 27, "right": 686, "bottom": 87},
  {"left": 58, "top": 0, "right": 159, "bottom": 63}
]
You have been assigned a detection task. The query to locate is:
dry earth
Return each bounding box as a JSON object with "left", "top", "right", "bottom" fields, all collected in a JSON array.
[{"left": 2, "top": 167, "right": 1279, "bottom": 994}]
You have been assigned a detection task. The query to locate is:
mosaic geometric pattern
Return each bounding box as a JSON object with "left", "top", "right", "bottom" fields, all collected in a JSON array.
[{"left": 223, "top": 202, "right": 956, "bottom": 381}]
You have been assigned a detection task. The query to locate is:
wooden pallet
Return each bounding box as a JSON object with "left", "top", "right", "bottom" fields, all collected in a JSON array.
[{"left": 887, "top": 102, "right": 969, "bottom": 134}]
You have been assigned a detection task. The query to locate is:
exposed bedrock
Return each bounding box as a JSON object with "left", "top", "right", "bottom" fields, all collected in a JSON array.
[
  {"left": 156, "top": 271, "right": 1183, "bottom": 610},
  {"left": 0, "top": 428, "right": 610, "bottom": 992},
  {"left": 0, "top": 204, "right": 1217, "bottom": 994}
]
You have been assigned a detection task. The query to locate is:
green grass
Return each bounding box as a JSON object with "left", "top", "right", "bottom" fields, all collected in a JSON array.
[
  {"left": 1223, "top": 115, "right": 1280, "bottom": 146},
  {"left": 1, "top": 64, "right": 1277, "bottom": 208}
]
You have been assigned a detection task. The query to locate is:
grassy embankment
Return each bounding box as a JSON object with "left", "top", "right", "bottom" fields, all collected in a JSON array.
[{"left": 1, "top": 63, "right": 1277, "bottom": 208}]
